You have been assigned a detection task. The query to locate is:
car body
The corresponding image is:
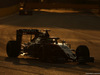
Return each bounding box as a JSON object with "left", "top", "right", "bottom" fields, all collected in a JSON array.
[{"left": 6, "top": 29, "right": 94, "bottom": 64}]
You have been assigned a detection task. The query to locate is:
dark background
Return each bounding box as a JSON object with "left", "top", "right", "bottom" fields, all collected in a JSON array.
[
  {"left": 20, "top": 0, "right": 100, "bottom": 4},
  {"left": 0, "top": 0, "right": 99, "bottom": 8},
  {"left": 0, "top": 0, "right": 19, "bottom": 8}
]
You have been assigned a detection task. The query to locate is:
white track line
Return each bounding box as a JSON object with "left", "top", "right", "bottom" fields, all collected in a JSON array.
[
  {"left": 66, "top": 39, "right": 100, "bottom": 43},
  {"left": 0, "top": 13, "right": 16, "bottom": 20}
]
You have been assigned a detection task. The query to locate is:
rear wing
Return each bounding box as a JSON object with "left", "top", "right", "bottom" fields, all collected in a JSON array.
[
  {"left": 17, "top": 29, "right": 39, "bottom": 35},
  {"left": 16, "top": 29, "right": 40, "bottom": 46}
]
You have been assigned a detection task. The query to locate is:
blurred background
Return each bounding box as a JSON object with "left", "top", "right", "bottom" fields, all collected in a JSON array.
[{"left": 0, "top": 0, "right": 100, "bottom": 17}]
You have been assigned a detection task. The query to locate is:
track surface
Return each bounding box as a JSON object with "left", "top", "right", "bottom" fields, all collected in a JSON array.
[{"left": 0, "top": 10, "right": 100, "bottom": 75}]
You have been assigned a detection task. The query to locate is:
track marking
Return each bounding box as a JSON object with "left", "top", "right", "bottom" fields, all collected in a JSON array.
[{"left": 66, "top": 39, "right": 100, "bottom": 43}]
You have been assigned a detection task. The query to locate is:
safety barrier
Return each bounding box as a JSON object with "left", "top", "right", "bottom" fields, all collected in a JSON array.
[{"left": 0, "top": 4, "right": 19, "bottom": 17}]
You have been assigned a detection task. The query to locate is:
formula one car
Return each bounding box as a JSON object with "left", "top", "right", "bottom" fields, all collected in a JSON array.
[
  {"left": 19, "top": 2, "right": 32, "bottom": 15},
  {"left": 6, "top": 29, "right": 94, "bottom": 64}
]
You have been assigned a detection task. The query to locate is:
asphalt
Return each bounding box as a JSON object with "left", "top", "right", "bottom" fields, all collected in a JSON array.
[{"left": 0, "top": 9, "right": 100, "bottom": 75}]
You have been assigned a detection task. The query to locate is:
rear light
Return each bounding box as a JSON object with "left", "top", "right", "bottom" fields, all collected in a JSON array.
[{"left": 20, "top": 7, "right": 24, "bottom": 10}]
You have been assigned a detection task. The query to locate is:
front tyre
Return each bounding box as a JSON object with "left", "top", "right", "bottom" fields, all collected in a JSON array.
[
  {"left": 6, "top": 41, "right": 20, "bottom": 57},
  {"left": 76, "top": 45, "right": 90, "bottom": 64}
]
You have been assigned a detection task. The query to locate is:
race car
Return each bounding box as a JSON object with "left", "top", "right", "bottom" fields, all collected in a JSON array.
[
  {"left": 19, "top": 2, "right": 33, "bottom": 15},
  {"left": 6, "top": 29, "right": 94, "bottom": 64}
]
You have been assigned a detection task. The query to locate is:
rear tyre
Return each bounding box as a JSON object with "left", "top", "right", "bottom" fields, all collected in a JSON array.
[
  {"left": 27, "top": 10, "right": 33, "bottom": 15},
  {"left": 6, "top": 41, "right": 20, "bottom": 57},
  {"left": 19, "top": 10, "right": 32, "bottom": 15},
  {"left": 76, "top": 45, "right": 90, "bottom": 64},
  {"left": 19, "top": 10, "right": 25, "bottom": 15}
]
